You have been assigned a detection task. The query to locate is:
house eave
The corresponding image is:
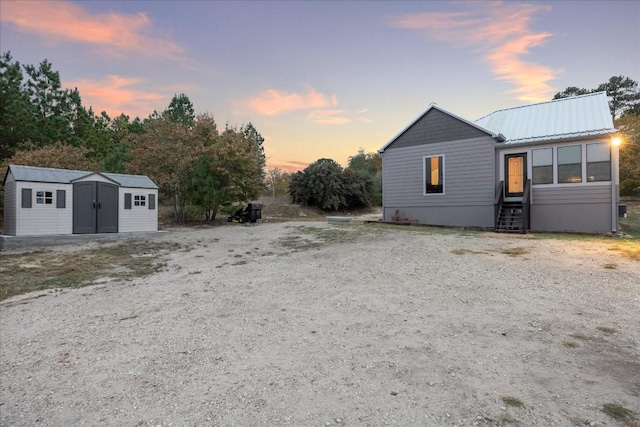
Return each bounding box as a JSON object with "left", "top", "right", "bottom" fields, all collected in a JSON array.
[{"left": 494, "top": 129, "right": 618, "bottom": 149}]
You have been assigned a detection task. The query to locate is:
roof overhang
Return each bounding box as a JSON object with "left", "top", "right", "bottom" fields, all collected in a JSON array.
[{"left": 494, "top": 129, "right": 618, "bottom": 149}]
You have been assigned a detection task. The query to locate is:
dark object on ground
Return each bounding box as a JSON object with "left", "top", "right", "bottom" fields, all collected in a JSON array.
[{"left": 227, "top": 203, "right": 262, "bottom": 223}]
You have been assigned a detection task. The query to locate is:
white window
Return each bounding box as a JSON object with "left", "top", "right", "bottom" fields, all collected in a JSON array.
[
  {"left": 36, "top": 190, "right": 53, "bottom": 205},
  {"left": 134, "top": 195, "right": 146, "bottom": 206},
  {"left": 532, "top": 148, "right": 553, "bottom": 185},
  {"left": 557, "top": 145, "right": 582, "bottom": 183},
  {"left": 424, "top": 155, "right": 444, "bottom": 194},
  {"left": 586, "top": 143, "right": 611, "bottom": 182}
]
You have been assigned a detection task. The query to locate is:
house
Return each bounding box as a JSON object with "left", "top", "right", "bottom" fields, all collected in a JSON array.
[
  {"left": 2, "top": 165, "right": 159, "bottom": 236},
  {"left": 378, "top": 92, "right": 620, "bottom": 233}
]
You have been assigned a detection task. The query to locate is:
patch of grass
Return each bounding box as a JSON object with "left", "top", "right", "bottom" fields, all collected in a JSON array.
[
  {"left": 602, "top": 403, "right": 638, "bottom": 425},
  {"left": 610, "top": 241, "right": 640, "bottom": 261},
  {"left": 501, "top": 396, "right": 525, "bottom": 408},
  {"left": 451, "top": 248, "right": 487, "bottom": 255},
  {"left": 500, "top": 247, "right": 529, "bottom": 256},
  {"left": 569, "top": 332, "right": 589, "bottom": 341},
  {"left": 562, "top": 340, "right": 580, "bottom": 348},
  {"left": 603, "top": 263, "right": 618, "bottom": 269},
  {"left": 0, "top": 240, "right": 180, "bottom": 301},
  {"left": 596, "top": 326, "right": 618, "bottom": 335},
  {"left": 498, "top": 415, "right": 520, "bottom": 424},
  {"left": 231, "top": 260, "right": 248, "bottom": 266}
]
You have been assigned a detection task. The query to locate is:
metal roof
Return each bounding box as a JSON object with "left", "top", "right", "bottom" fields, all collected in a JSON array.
[
  {"left": 474, "top": 91, "right": 616, "bottom": 145},
  {"left": 5, "top": 165, "right": 158, "bottom": 189}
]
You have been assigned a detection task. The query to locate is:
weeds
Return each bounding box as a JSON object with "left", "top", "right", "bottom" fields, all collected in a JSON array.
[
  {"left": 569, "top": 332, "right": 589, "bottom": 340},
  {"left": 602, "top": 403, "right": 637, "bottom": 425},
  {"left": 501, "top": 396, "right": 525, "bottom": 408},
  {"left": 501, "top": 247, "right": 529, "bottom": 256},
  {"left": 596, "top": 326, "right": 618, "bottom": 335},
  {"left": 0, "top": 240, "right": 180, "bottom": 301}
]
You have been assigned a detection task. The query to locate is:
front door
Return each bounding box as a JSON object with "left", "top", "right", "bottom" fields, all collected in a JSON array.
[
  {"left": 505, "top": 153, "right": 527, "bottom": 198},
  {"left": 73, "top": 182, "right": 119, "bottom": 233}
]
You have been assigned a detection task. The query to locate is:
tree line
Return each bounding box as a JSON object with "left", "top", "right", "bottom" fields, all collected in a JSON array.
[{"left": 0, "top": 52, "right": 266, "bottom": 221}]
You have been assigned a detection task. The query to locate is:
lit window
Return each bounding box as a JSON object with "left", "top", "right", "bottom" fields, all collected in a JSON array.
[
  {"left": 532, "top": 148, "right": 553, "bottom": 184},
  {"left": 424, "top": 156, "right": 444, "bottom": 194},
  {"left": 134, "top": 195, "right": 146, "bottom": 206},
  {"left": 586, "top": 143, "right": 610, "bottom": 182},
  {"left": 557, "top": 145, "right": 582, "bottom": 183},
  {"left": 36, "top": 191, "right": 53, "bottom": 204}
]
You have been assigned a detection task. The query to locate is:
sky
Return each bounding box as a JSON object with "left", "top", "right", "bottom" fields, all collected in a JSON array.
[{"left": 1, "top": 0, "right": 639, "bottom": 172}]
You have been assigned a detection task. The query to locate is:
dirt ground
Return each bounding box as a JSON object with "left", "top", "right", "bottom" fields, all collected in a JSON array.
[{"left": 1, "top": 221, "right": 639, "bottom": 426}]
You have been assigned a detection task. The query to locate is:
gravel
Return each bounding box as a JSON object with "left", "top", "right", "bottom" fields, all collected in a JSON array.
[{"left": 1, "top": 221, "right": 639, "bottom": 426}]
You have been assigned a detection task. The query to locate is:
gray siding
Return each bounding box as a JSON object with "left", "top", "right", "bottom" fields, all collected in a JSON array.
[
  {"left": 388, "top": 108, "right": 490, "bottom": 149},
  {"left": 530, "top": 185, "right": 612, "bottom": 233},
  {"left": 382, "top": 135, "right": 496, "bottom": 227}
]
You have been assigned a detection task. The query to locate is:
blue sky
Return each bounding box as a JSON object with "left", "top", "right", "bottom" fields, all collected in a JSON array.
[{"left": 1, "top": 0, "right": 639, "bottom": 171}]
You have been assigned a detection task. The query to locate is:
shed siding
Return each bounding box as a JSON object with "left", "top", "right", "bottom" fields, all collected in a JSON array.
[
  {"left": 383, "top": 135, "right": 495, "bottom": 227},
  {"left": 4, "top": 172, "right": 17, "bottom": 235},
  {"left": 388, "top": 108, "right": 489, "bottom": 150},
  {"left": 15, "top": 182, "right": 73, "bottom": 236},
  {"left": 118, "top": 189, "right": 158, "bottom": 232},
  {"left": 530, "top": 185, "right": 612, "bottom": 232}
]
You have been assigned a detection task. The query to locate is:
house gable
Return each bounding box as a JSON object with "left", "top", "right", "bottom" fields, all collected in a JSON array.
[{"left": 383, "top": 106, "right": 493, "bottom": 151}]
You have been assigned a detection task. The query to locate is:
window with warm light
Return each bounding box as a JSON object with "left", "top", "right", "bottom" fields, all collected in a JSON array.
[{"left": 424, "top": 155, "right": 444, "bottom": 194}]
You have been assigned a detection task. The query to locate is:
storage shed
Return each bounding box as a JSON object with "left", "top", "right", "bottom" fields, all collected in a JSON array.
[{"left": 2, "top": 165, "right": 158, "bottom": 236}]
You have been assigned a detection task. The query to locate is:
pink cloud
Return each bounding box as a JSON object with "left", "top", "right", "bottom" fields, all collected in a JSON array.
[
  {"left": 308, "top": 109, "right": 352, "bottom": 125},
  {"left": 66, "top": 75, "right": 166, "bottom": 118},
  {"left": 1, "top": 1, "right": 184, "bottom": 59},
  {"left": 266, "top": 161, "right": 310, "bottom": 173},
  {"left": 245, "top": 88, "right": 337, "bottom": 116},
  {"left": 391, "top": 1, "right": 557, "bottom": 101}
]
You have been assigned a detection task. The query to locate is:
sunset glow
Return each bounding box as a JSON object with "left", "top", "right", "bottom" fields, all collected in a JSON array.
[{"left": 1, "top": 0, "right": 638, "bottom": 171}]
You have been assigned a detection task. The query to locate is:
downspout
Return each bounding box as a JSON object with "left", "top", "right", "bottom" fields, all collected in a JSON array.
[{"left": 610, "top": 139, "right": 620, "bottom": 234}]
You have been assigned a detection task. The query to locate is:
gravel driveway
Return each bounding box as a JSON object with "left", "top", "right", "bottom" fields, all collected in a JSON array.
[{"left": 1, "top": 222, "right": 639, "bottom": 426}]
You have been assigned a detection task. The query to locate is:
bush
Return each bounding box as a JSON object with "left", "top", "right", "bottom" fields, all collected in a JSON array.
[
  {"left": 289, "top": 158, "right": 374, "bottom": 211},
  {"left": 621, "top": 178, "right": 640, "bottom": 196}
]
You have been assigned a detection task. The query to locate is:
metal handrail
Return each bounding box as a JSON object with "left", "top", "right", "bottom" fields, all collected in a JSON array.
[
  {"left": 522, "top": 179, "right": 531, "bottom": 232},
  {"left": 494, "top": 181, "right": 504, "bottom": 230}
]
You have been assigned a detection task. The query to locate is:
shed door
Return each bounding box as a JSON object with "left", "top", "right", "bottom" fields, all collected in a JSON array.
[
  {"left": 73, "top": 182, "right": 97, "bottom": 234},
  {"left": 73, "top": 182, "right": 119, "bottom": 234},
  {"left": 97, "top": 182, "right": 118, "bottom": 233}
]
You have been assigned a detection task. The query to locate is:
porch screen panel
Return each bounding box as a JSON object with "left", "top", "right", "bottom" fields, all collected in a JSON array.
[
  {"left": 532, "top": 148, "right": 553, "bottom": 184},
  {"left": 508, "top": 157, "right": 524, "bottom": 193},
  {"left": 558, "top": 145, "right": 582, "bottom": 183},
  {"left": 586, "top": 143, "right": 610, "bottom": 182}
]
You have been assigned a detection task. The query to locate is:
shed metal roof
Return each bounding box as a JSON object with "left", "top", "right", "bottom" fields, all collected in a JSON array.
[
  {"left": 474, "top": 91, "right": 616, "bottom": 144},
  {"left": 5, "top": 165, "right": 158, "bottom": 189}
]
